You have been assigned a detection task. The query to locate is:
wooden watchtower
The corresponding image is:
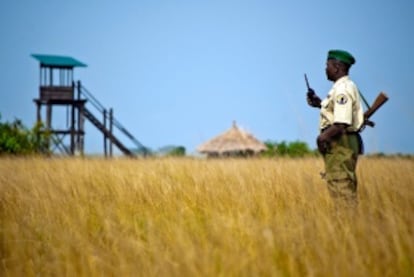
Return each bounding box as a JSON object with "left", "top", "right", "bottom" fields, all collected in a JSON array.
[{"left": 32, "top": 54, "right": 87, "bottom": 155}]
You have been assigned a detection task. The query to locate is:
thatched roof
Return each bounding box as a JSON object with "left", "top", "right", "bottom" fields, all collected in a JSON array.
[{"left": 197, "top": 121, "right": 266, "bottom": 156}]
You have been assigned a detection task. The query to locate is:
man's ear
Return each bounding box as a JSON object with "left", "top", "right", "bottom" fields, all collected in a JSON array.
[{"left": 333, "top": 61, "right": 341, "bottom": 73}]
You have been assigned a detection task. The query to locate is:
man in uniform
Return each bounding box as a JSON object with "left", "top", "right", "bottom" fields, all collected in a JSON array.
[{"left": 306, "top": 49, "right": 364, "bottom": 207}]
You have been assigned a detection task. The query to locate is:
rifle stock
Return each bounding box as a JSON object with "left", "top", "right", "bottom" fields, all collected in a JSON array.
[{"left": 363, "top": 92, "right": 389, "bottom": 127}]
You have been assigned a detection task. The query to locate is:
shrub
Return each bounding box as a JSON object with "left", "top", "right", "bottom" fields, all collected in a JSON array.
[{"left": 0, "top": 114, "right": 50, "bottom": 155}]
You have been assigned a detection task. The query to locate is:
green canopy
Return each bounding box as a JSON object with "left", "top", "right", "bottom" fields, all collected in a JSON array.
[{"left": 31, "top": 54, "right": 87, "bottom": 68}]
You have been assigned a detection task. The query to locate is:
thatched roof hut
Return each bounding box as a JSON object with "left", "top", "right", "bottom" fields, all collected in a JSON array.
[{"left": 197, "top": 121, "right": 266, "bottom": 157}]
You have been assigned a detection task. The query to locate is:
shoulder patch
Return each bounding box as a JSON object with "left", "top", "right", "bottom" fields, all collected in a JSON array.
[{"left": 336, "top": 94, "right": 348, "bottom": 105}]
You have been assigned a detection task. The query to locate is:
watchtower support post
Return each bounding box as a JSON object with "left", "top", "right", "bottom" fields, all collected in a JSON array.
[{"left": 109, "top": 108, "right": 114, "bottom": 157}]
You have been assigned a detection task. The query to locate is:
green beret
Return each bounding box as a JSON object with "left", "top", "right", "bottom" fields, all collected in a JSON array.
[{"left": 327, "top": 49, "right": 356, "bottom": 65}]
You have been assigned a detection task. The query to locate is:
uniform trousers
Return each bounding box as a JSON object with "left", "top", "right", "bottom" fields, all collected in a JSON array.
[{"left": 323, "top": 132, "right": 362, "bottom": 206}]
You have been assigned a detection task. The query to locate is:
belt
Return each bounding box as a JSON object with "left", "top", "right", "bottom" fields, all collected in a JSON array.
[
  {"left": 346, "top": 131, "right": 359, "bottom": 135},
  {"left": 321, "top": 125, "right": 360, "bottom": 134}
]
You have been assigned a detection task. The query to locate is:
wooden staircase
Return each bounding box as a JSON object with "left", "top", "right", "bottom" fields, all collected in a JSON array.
[
  {"left": 82, "top": 107, "right": 134, "bottom": 156},
  {"left": 78, "top": 81, "right": 149, "bottom": 157}
]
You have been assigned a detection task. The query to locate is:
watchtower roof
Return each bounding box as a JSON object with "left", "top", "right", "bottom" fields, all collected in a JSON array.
[{"left": 31, "top": 54, "right": 87, "bottom": 68}]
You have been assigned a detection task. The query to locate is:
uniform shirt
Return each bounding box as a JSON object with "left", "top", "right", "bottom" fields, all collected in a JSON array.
[{"left": 319, "top": 75, "right": 364, "bottom": 132}]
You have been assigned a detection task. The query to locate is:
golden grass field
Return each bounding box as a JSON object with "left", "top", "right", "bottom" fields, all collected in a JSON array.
[{"left": 0, "top": 157, "right": 413, "bottom": 276}]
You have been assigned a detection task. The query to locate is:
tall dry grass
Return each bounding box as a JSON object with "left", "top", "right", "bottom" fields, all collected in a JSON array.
[{"left": 0, "top": 157, "right": 413, "bottom": 276}]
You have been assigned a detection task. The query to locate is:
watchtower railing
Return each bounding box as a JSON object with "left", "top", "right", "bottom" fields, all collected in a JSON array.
[
  {"left": 75, "top": 81, "right": 149, "bottom": 156},
  {"left": 40, "top": 86, "right": 74, "bottom": 101}
]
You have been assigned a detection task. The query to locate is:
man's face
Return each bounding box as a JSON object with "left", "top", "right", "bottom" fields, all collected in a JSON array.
[{"left": 325, "top": 59, "right": 337, "bottom": 81}]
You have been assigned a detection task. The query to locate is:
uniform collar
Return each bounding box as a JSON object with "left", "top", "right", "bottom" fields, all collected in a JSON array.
[{"left": 334, "top": 75, "right": 349, "bottom": 85}]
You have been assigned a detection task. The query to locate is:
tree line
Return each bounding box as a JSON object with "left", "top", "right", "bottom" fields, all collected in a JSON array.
[
  {"left": 0, "top": 115, "right": 50, "bottom": 155},
  {"left": 261, "top": 140, "right": 318, "bottom": 158},
  {"left": 0, "top": 115, "right": 317, "bottom": 157}
]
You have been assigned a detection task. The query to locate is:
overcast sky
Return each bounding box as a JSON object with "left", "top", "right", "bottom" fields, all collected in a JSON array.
[{"left": 1, "top": 0, "right": 413, "bottom": 155}]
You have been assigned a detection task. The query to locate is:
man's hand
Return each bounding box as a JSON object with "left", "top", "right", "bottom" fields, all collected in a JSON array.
[
  {"left": 316, "top": 124, "right": 346, "bottom": 154},
  {"left": 306, "top": 88, "right": 322, "bottom": 108},
  {"left": 316, "top": 137, "right": 329, "bottom": 155}
]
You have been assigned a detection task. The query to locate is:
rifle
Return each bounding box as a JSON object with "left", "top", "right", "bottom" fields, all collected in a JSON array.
[
  {"left": 304, "top": 73, "right": 388, "bottom": 127},
  {"left": 363, "top": 92, "right": 389, "bottom": 127}
]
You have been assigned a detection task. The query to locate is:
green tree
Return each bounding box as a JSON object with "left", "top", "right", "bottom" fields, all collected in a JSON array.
[
  {"left": 167, "top": 146, "right": 186, "bottom": 157},
  {"left": 287, "top": 141, "right": 313, "bottom": 157},
  {"left": 276, "top": 141, "right": 289, "bottom": 156},
  {"left": 157, "top": 145, "right": 186, "bottom": 157},
  {"left": 262, "top": 141, "right": 277, "bottom": 157},
  {"left": 262, "top": 140, "right": 316, "bottom": 158},
  {"left": 0, "top": 114, "right": 50, "bottom": 155}
]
